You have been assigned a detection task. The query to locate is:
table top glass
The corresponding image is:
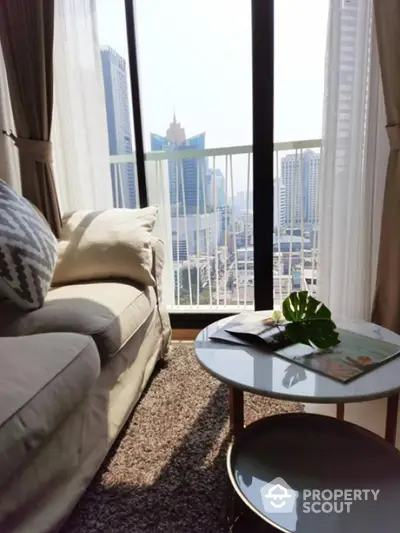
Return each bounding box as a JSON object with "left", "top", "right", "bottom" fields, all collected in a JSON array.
[{"left": 195, "top": 312, "right": 400, "bottom": 402}]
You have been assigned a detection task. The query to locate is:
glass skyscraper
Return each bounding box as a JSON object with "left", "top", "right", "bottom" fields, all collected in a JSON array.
[
  {"left": 100, "top": 46, "right": 136, "bottom": 209},
  {"left": 151, "top": 116, "right": 207, "bottom": 216}
]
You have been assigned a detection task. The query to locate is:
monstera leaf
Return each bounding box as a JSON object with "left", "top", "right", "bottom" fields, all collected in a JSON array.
[{"left": 282, "top": 291, "right": 340, "bottom": 349}]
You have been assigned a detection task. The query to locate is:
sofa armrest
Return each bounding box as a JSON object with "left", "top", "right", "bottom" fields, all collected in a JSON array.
[{"left": 151, "top": 236, "right": 164, "bottom": 302}]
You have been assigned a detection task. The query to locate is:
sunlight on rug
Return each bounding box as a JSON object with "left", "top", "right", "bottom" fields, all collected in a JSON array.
[{"left": 63, "top": 342, "right": 303, "bottom": 533}]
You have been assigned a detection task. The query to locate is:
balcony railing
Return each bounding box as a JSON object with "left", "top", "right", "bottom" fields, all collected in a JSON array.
[{"left": 110, "top": 139, "right": 321, "bottom": 312}]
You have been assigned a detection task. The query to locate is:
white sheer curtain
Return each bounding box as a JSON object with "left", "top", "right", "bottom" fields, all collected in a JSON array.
[
  {"left": 52, "top": 0, "right": 113, "bottom": 213},
  {"left": 0, "top": 42, "right": 20, "bottom": 192},
  {"left": 310, "top": 0, "right": 399, "bottom": 446},
  {"left": 317, "top": 0, "right": 388, "bottom": 321}
]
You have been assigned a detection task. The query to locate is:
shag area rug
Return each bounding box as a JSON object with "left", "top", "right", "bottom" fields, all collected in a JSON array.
[{"left": 63, "top": 342, "right": 303, "bottom": 533}]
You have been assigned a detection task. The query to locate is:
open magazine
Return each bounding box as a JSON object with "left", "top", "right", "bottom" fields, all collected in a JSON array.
[{"left": 210, "top": 314, "right": 400, "bottom": 383}]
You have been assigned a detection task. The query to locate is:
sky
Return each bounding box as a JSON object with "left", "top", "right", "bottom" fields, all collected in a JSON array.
[{"left": 97, "top": 0, "right": 329, "bottom": 189}]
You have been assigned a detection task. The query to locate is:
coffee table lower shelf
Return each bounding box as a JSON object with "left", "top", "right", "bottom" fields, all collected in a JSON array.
[{"left": 227, "top": 412, "right": 400, "bottom": 533}]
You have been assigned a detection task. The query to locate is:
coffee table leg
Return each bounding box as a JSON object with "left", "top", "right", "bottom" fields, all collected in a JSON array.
[
  {"left": 336, "top": 403, "right": 345, "bottom": 421},
  {"left": 385, "top": 394, "right": 399, "bottom": 445},
  {"left": 229, "top": 386, "right": 244, "bottom": 436}
]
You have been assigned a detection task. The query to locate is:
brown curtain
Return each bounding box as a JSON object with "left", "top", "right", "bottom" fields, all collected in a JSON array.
[
  {"left": 371, "top": 1, "right": 400, "bottom": 332},
  {"left": 0, "top": 0, "right": 61, "bottom": 237}
]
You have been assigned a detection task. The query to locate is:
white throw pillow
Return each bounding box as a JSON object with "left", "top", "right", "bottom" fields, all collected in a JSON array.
[
  {"left": 0, "top": 180, "right": 58, "bottom": 310},
  {"left": 52, "top": 206, "right": 158, "bottom": 287}
]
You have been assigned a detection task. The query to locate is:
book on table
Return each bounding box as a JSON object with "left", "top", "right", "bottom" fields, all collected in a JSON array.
[{"left": 209, "top": 314, "right": 400, "bottom": 383}]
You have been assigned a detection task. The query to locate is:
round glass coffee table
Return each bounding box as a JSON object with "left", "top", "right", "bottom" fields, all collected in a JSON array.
[{"left": 195, "top": 313, "right": 400, "bottom": 443}]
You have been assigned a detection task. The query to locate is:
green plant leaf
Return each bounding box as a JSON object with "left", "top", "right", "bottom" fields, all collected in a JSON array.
[
  {"left": 282, "top": 295, "right": 295, "bottom": 322},
  {"left": 282, "top": 292, "right": 340, "bottom": 349},
  {"left": 285, "top": 320, "right": 340, "bottom": 349}
]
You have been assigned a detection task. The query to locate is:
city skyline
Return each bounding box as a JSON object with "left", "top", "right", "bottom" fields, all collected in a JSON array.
[
  {"left": 94, "top": 0, "right": 336, "bottom": 309},
  {"left": 94, "top": 1, "right": 363, "bottom": 311},
  {"left": 96, "top": 0, "right": 329, "bottom": 193}
]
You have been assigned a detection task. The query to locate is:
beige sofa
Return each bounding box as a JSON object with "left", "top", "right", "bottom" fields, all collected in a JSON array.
[{"left": 0, "top": 233, "right": 171, "bottom": 533}]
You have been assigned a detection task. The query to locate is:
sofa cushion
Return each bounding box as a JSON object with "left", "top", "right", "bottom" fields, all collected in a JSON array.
[
  {"left": 0, "top": 333, "right": 100, "bottom": 486},
  {"left": 52, "top": 206, "right": 158, "bottom": 288},
  {"left": 0, "top": 180, "right": 57, "bottom": 310},
  {"left": 0, "top": 282, "right": 157, "bottom": 364}
]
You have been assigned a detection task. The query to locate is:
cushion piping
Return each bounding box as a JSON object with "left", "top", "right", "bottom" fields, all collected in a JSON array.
[{"left": 106, "top": 304, "right": 157, "bottom": 361}]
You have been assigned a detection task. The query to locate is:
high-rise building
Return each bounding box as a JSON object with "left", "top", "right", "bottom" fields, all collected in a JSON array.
[
  {"left": 151, "top": 116, "right": 206, "bottom": 216},
  {"left": 323, "top": 0, "right": 359, "bottom": 208},
  {"left": 280, "top": 150, "right": 320, "bottom": 226},
  {"left": 273, "top": 178, "right": 286, "bottom": 229},
  {"left": 217, "top": 205, "right": 232, "bottom": 247},
  {"left": 100, "top": 46, "right": 136, "bottom": 208},
  {"left": 171, "top": 213, "right": 217, "bottom": 261},
  {"left": 205, "top": 168, "right": 225, "bottom": 208},
  {"left": 307, "top": 154, "right": 319, "bottom": 224},
  {"left": 233, "top": 190, "right": 254, "bottom": 214}
]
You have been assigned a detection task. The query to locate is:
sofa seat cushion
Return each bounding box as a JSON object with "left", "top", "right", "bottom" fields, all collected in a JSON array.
[
  {"left": 0, "top": 282, "right": 157, "bottom": 364},
  {"left": 0, "top": 333, "right": 100, "bottom": 486}
]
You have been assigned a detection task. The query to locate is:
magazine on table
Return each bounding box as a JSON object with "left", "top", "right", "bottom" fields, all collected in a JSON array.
[
  {"left": 209, "top": 314, "right": 400, "bottom": 383},
  {"left": 208, "top": 313, "right": 258, "bottom": 346}
]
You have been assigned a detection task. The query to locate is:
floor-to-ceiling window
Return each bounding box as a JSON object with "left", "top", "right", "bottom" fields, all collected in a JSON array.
[{"left": 93, "top": 0, "right": 328, "bottom": 327}]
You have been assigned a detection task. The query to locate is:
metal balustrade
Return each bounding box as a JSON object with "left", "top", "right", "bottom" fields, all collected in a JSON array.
[{"left": 110, "top": 139, "right": 321, "bottom": 312}]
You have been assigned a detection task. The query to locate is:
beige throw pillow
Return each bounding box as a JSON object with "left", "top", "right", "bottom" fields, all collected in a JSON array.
[{"left": 52, "top": 206, "right": 158, "bottom": 287}]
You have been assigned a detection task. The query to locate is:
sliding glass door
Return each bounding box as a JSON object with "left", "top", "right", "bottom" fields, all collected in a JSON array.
[{"left": 97, "top": 0, "right": 274, "bottom": 326}]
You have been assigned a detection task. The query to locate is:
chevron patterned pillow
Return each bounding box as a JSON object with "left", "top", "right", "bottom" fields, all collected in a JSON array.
[{"left": 0, "top": 180, "right": 57, "bottom": 310}]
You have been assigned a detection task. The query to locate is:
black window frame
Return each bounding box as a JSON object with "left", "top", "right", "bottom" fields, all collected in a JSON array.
[{"left": 124, "top": 0, "right": 274, "bottom": 330}]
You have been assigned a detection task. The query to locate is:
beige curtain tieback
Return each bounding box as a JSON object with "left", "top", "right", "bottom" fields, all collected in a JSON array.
[
  {"left": 14, "top": 137, "right": 53, "bottom": 164},
  {"left": 386, "top": 125, "right": 400, "bottom": 151}
]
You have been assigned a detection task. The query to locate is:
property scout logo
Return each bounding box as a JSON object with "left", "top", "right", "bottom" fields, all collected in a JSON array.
[{"left": 260, "top": 477, "right": 380, "bottom": 515}]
